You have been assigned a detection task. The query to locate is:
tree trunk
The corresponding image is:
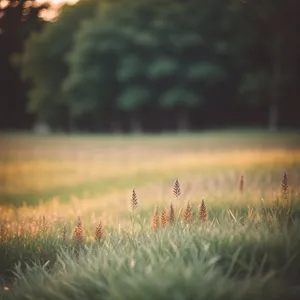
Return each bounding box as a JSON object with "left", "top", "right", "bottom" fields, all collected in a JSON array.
[
  {"left": 67, "top": 108, "right": 75, "bottom": 133},
  {"left": 268, "top": 34, "right": 281, "bottom": 131},
  {"left": 268, "top": 102, "right": 278, "bottom": 132},
  {"left": 111, "top": 120, "right": 122, "bottom": 134},
  {"left": 177, "top": 110, "right": 189, "bottom": 132},
  {"left": 130, "top": 112, "right": 142, "bottom": 134}
]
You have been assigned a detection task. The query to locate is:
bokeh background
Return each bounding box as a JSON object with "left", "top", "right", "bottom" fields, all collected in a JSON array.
[{"left": 0, "top": 0, "right": 300, "bottom": 133}]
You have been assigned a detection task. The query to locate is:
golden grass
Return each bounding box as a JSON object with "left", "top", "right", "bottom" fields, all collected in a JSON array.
[
  {"left": 0, "top": 133, "right": 299, "bottom": 238},
  {"left": 1, "top": 133, "right": 300, "bottom": 196}
]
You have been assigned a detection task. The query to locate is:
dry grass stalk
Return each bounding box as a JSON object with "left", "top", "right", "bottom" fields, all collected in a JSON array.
[
  {"left": 267, "top": 213, "right": 273, "bottom": 229},
  {"left": 130, "top": 188, "right": 138, "bottom": 211},
  {"left": 95, "top": 219, "right": 104, "bottom": 242},
  {"left": 280, "top": 170, "right": 288, "bottom": 202},
  {"left": 183, "top": 202, "right": 193, "bottom": 222},
  {"left": 239, "top": 175, "right": 244, "bottom": 193},
  {"left": 173, "top": 178, "right": 181, "bottom": 198},
  {"left": 169, "top": 201, "right": 175, "bottom": 224},
  {"left": 198, "top": 199, "right": 208, "bottom": 222},
  {"left": 161, "top": 208, "right": 168, "bottom": 228},
  {"left": 247, "top": 205, "right": 255, "bottom": 221},
  {"left": 62, "top": 222, "right": 67, "bottom": 245},
  {"left": 151, "top": 206, "right": 159, "bottom": 231},
  {"left": 40, "top": 215, "right": 48, "bottom": 233},
  {"left": 73, "top": 216, "right": 84, "bottom": 245}
]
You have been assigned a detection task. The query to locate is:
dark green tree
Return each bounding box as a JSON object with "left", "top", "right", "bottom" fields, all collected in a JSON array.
[
  {"left": 144, "top": 0, "right": 230, "bottom": 130},
  {"left": 238, "top": 0, "right": 300, "bottom": 130},
  {"left": 15, "top": 0, "right": 300, "bottom": 131},
  {"left": 0, "top": 0, "right": 46, "bottom": 129},
  {"left": 64, "top": 0, "right": 162, "bottom": 132},
  {"left": 15, "top": 0, "right": 96, "bottom": 130},
  {"left": 63, "top": 12, "right": 130, "bottom": 131}
]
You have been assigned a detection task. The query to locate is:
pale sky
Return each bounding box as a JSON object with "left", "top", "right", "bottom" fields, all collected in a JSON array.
[
  {"left": 37, "top": 0, "right": 80, "bottom": 21},
  {"left": 0, "top": 0, "right": 80, "bottom": 21}
]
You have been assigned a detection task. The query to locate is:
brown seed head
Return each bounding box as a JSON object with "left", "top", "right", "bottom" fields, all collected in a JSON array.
[
  {"left": 239, "top": 175, "right": 244, "bottom": 193},
  {"left": 151, "top": 206, "right": 159, "bottom": 231},
  {"left": 183, "top": 202, "right": 193, "bottom": 222},
  {"left": 73, "top": 216, "right": 84, "bottom": 244},
  {"left": 280, "top": 170, "right": 288, "bottom": 201},
  {"left": 173, "top": 178, "right": 181, "bottom": 198},
  {"left": 199, "top": 199, "right": 208, "bottom": 222},
  {"left": 130, "top": 188, "right": 138, "bottom": 211},
  {"left": 169, "top": 201, "right": 175, "bottom": 224},
  {"left": 161, "top": 208, "right": 168, "bottom": 228},
  {"left": 62, "top": 222, "right": 67, "bottom": 244},
  {"left": 95, "top": 219, "right": 104, "bottom": 241}
]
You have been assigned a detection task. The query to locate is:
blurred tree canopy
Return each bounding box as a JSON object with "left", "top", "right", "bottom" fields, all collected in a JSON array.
[
  {"left": 7, "top": 0, "right": 300, "bottom": 132},
  {"left": 0, "top": 0, "right": 47, "bottom": 129},
  {"left": 14, "top": 0, "right": 96, "bottom": 130}
]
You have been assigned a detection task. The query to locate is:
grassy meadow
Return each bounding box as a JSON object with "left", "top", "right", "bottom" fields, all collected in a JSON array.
[{"left": 0, "top": 130, "right": 300, "bottom": 300}]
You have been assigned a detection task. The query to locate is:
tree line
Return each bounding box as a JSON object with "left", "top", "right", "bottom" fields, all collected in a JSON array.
[{"left": 1, "top": 0, "right": 300, "bottom": 132}]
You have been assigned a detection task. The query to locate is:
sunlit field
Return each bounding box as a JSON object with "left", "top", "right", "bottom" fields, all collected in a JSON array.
[{"left": 1, "top": 130, "right": 300, "bottom": 300}]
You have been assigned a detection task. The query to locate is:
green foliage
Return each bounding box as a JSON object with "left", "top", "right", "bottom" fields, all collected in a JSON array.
[
  {"left": 117, "top": 56, "right": 145, "bottom": 82},
  {"left": 0, "top": 0, "right": 45, "bottom": 129},
  {"left": 16, "top": 0, "right": 97, "bottom": 126},
  {"left": 147, "top": 57, "right": 179, "bottom": 80},
  {"left": 15, "top": 0, "right": 300, "bottom": 131},
  {"left": 235, "top": 0, "right": 300, "bottom": 128},
  {"left": 117, "top": 86, "right": 150, "bottom": 111},
  {"left": 160, "top": 86, "right": 200, "bottom": 108},
  {"left": 170, "top": 32, "right": 204, "bottom": 49},
  {"left": 238, "top": 70, "right": 271, "bottom": 105},
  {"left": 186, "top": 62, "right": 227, "bottom": 83}
]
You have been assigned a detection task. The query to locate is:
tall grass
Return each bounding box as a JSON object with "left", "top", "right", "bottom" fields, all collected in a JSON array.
[
  {"left": 0, "top": 133, "right": 300, "bottom": 299},
  {"left": 0, "top": 170, "right": 299, "bottom": 300},
  {"left": 2, "top": 212, "right": 300, "bottom": 300}
]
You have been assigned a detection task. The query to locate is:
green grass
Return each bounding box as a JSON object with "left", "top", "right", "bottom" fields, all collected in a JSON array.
[
  {"left": 1, "top": 130, "right": 300, "bottom": 300},
  {"left": 2, "top": 214, "right": 300, "bottom": 300}
]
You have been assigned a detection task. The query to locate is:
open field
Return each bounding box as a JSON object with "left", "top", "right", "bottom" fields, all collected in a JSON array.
[{"left": 0, "top": 130, "right": 300, "bottom": 300}]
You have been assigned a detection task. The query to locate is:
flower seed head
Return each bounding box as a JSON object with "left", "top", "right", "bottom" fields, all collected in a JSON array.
[
  {"left": 151, "top": 206, "right": 159, "bottom": 231},
  {"left": 169, "top": 201, "right": 175, "bottom": 224},
  {"left": 199, "top": 199, "right": 208, "bottom": 222},
  {"left": 173, "top": 178, "right": 181, "bottom": 198},
  {"left": 183, "top": 202, "right": 193, "bottom": 222},
  {"left": 130, "top": 188, "right": 138, "bottom": 211},
  {"left": 161, "top": 208, "right": 168, "bottom": 228}
]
